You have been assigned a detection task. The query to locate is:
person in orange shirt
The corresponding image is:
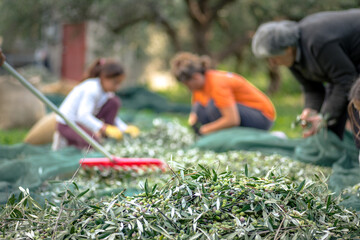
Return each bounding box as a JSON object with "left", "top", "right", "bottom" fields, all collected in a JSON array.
[{"left": 170, "top": 52, "right": 276, "bottom": 135}]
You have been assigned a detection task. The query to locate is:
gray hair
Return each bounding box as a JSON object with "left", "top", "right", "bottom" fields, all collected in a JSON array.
[{"left": 252, "top": 20, "right": 300, "bottom": 58}]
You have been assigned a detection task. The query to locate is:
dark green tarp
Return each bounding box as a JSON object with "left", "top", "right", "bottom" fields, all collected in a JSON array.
[
  {"left": 45, "top": 86, "right": 191, "bottom": 113},
  {"left": 194, "top": 128, "right": 358, "bottom": 168},
  {"left": 116, "top": 87, "right": 190, "bottom": 113},
  {"left": 0, "top": 144, "right": 102, "bottom": 204},
  {"left": 0, "top": 86, "right": 190, "bottom": 204},
  {"left": 1, "top": 87, "right": 359, "bottom": 210}
]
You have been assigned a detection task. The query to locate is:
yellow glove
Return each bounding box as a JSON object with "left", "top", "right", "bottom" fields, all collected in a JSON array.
[
  {"left": 104, "top": 125, "right": 123, "bottom": 140},
  {"left": 124, "top": 125, "right": 140, "bottom": 138}
]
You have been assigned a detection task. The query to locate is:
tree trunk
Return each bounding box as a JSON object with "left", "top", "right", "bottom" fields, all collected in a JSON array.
[
  {"left": 191, "top": 21, "right": 211, "bottom": 55},
  {"left": 186, "top": 0, "right": 212, "bottom": 55},
  {"left": 267, "top": 65, "right": 281, "bottom": 95}
]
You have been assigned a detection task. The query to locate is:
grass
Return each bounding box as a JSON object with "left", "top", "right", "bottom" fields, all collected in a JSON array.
[
  {"left": 0, "top": 128, "right": 29, "bottom": 145},
  {"left": 271, "top": 93, "right": 303, "bottom": 138}
]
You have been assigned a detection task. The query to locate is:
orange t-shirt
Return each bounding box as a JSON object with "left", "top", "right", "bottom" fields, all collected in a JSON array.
[{"left": 192, "top": 70, "right": 276, "bottom": 121}]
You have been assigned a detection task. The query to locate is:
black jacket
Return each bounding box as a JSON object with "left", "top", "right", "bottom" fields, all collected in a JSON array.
[{"left": 290, "top": 9, "right": 360, "bottom": 124}]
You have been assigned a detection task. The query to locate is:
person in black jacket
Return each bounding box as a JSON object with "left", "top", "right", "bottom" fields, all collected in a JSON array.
[
  {"left": 252, "top": 9, "right": 360, "bottom": 139},
  {"left": 348, "top": 78, "right": 360, "bottom": 149}
]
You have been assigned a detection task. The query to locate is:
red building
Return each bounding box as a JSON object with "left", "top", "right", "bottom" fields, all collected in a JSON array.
[{"left": 61, "top": 23, "right": 86, "bottom": 82}]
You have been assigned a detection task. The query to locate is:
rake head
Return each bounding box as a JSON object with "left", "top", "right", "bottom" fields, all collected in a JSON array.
[{"left": 79, "top": 157, "right": 167, "bottom": 172}]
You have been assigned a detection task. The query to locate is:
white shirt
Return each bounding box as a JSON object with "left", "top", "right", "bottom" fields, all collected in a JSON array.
[{"left": 56, "top": 78, "right": 127, "bottom": 132}]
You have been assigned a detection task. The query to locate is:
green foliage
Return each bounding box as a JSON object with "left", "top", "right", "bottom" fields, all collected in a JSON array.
[
  {"left": 247, "top": 0, "right": 360, "bottom": 23},
  {"left": 3, "top": 116, "right": 358, "bottom": 239},
  {"left": 2, "top": 166, "right": 359, "bottom": 239},
  {"left": 0, "top": 0, "right": 358, "bottom": 103},
  {"left": 1, "top": 0, "right": 358, "bottom": 65},
  {"left": 0, "top": 0, "right": 49, "bottom": 49}
]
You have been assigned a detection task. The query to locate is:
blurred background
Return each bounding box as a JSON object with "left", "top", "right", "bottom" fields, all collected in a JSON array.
[{"left": 0, "top": 0, "right": 359, "bottom": 141}]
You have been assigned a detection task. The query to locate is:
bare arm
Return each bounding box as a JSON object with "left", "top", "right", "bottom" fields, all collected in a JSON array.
[
  {"left": 199, "top": 104, "right": 240, "bottom": 135},
  {"left": 188, "top": 112, "right": 198, "bottom": 126}
]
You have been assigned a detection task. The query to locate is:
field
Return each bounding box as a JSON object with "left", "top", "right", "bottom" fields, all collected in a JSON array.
[{"left": 1, "top": 71, "right": 360, "bottom": 239}]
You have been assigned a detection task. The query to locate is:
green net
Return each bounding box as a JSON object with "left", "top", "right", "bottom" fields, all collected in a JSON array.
[
  {"left": 2, "top": 125, "right": 359, "bottom": 208},
  {"left": 0, "top": 142, "right": 148, "bottom": 205},
  {"left": 0, "top": 143, "right": 99, "bottom": 204},
  {"left": 0, "top": 85, "right": 190, "bottom": 205},
  {"left": 194, "top": 127, "right": 301, "bottom": 157},
  {"left": 194, "top": 128, "right": 358, "bottom": 167},
  {"left": 1, "top": 87, "right": 359, "bottom": 211},
  {"left": 116, "top": 87, "right": 190, "bottom": 113},
  {"left": 45, "top": 86, "right": 191, "bottom": 113}
]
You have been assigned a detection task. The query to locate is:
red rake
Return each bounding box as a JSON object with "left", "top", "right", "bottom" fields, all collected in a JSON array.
[
  {"left": 80, "top": 157, "right": 167, "bottom": 172},
  {"left": 2, "top": 61, "right": 167, "bottom": 172}
]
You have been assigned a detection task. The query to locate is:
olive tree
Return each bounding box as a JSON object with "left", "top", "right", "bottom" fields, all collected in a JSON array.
[{"left": 1, "top": 0, "right": 359, "bottom": 92}]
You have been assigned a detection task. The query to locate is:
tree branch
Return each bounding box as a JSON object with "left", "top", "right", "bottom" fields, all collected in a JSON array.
[
  {"left": 151, "top": 4, "right": 181, "bottom": 51},
  {"left": 105, "top": 2, "right": 181, "bottom": 52},
  {"left": 214, "top": 34, "right": 250, "bottom": 62},
  {"left": 109, "top": 15, "right": 151, "bottom": 34},
  {"left": 187, "top": 0, "right": 210, "bottom": 25},
  {"left": 209, "top": 0, "right": 237, "bottom": 22}
]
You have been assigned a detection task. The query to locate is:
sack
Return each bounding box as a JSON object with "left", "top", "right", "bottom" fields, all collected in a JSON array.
[
  {"left": 0, "top": 76, "right": 45, "bottom": 129},
  {"left": 40, "top": 80, "right": 77, "bottom": 95},
  {"left": 24, "top": 113, "right": 57, "bottom": 145}
]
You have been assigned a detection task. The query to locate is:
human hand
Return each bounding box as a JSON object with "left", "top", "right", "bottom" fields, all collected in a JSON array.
[
  {"left": 199, "top": 125, "right": 211, "bottom": 135},
  {"left": 188, "top": 112, "right": 198, "bottom": 126},
  {"left": 300, "top": 109, "right": 317, "bottom": 125},
  {"left": 0, "top": 48, "right": 5, "bottom": 66},
  {"left": 104, "top": 124, "right": 123, "bottom": 140},
  {"left": 302, "top": 114, "right": 323, "bottom": 137},
  {"left": 124, "top": 125, "right": 140, "bottom": 138},
  {"left": 94, "top": 130, "right": 103, "bottom": 140},
  {"left": 300, "top": 109, "right": 323, "bottom": 138},
  {"left": 191, "top": 121, "right": 202, "bottom": 136}
]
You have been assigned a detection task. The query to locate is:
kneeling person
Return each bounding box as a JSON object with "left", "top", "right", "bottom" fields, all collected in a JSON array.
[
  {"left": 170, "top": 52, "right": 276, "bottom": 135},
  {"left": 56, "top": 58, "right": 139, "bottom": 149}
]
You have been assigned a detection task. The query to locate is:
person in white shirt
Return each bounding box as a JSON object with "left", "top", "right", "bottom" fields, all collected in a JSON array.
[{"left": 56, "top": 58, "right": 140, "bottom": 149}]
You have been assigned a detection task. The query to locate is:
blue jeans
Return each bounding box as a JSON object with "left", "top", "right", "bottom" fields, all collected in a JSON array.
[{"left": 192, "top": 100, "right": 273, "bottom": 131}]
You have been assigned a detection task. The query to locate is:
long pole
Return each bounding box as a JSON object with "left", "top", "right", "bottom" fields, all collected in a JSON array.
[{"left": 2, "top": 62, "right": 113, "bottom": 160}]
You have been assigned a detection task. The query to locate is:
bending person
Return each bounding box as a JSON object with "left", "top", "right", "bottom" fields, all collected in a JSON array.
[
  {"left": 170, "top": 52, "right": 276, "bottom": 135},
  {"left": 56, "top": 58, "right": 140, "bottom": 149},
  {"left": 252, "top": 9, "right": 360, "bottom": 139},
  {"left": 0, "top": 48, "right": 5, "bottom": 66},
  {"left": 348, "top": 78, "right": 360, "bottom": 149}
]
